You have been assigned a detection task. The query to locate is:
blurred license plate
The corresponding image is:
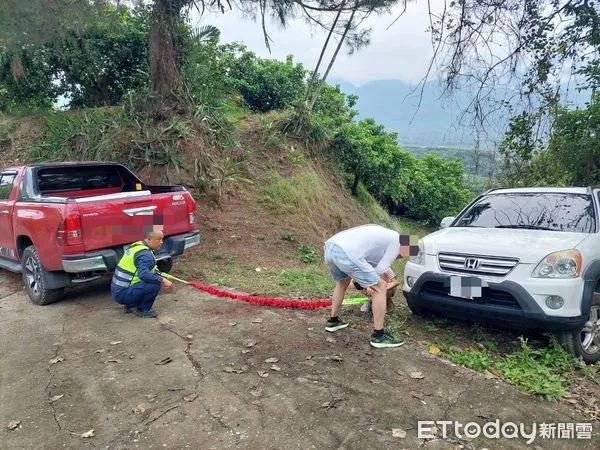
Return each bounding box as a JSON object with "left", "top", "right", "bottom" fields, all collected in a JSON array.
[{"left": 447, "top": 276, "right": 486, "bottom": 300}]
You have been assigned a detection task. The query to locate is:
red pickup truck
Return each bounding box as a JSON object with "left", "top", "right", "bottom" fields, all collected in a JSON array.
[{"left": 0, "top": 162, "right": 200, "bottom": 305}]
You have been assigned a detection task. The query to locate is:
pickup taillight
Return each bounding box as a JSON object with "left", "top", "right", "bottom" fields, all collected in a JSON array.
[
  {"left": 186, "top": 193, "right": 197, "bottom": 225},
  {"left": 56, "top": 201, "right": 83, "bottom": 246}
]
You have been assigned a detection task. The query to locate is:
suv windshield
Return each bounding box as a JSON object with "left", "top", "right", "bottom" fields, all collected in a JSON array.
[{"left": 453, "top": 192, "right": 596, "bottom": 233}]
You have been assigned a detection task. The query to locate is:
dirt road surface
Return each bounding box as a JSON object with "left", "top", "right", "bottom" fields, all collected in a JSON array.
[{"left": 1, "top": 272, "right": 598, "bottom": 449}]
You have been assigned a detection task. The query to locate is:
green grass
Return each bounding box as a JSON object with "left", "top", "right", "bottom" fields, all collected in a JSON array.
[
  {"left": 446, "top": 348, "right": 493, "bottom": 372},
  {"left": 354, "top": 183, "right": 397, "bottom": 229},
  {"left": 258, "top": 169, "right": 331, "bottom": 216},
  {"left": 277, "top": 267, "right": 333, "bottom": 295},
  {"left": 418, "top": 333, "right": 579, "bottom": 402},
  {"left": 177, "top": 258, "right": 334, "bottom": 298},
  {"left": 496, "top": 338, "right": 571, "bottom": 401}
]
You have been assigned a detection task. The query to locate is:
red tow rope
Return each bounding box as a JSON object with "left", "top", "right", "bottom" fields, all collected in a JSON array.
[{"left": 188, "top": 281, "right": 333, "bottom": 310}]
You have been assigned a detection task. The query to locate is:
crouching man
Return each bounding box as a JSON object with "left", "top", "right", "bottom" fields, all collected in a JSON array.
[
  {"left": 323, "top": 224, "right": 407, "bottom": 348},
  {"left": 111, "top": 229, "right": 172, "bottom": 318}
]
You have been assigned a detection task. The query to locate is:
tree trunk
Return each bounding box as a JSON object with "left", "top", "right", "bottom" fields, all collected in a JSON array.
[
  {"left": 149, "top": 0, "right": 182, "bottom": 97},
  {"left": 309, "top": 8, "right": 356, "bottom": 110},
  {"left": 305, "top": 0, "right": 346, "bottom": 103},
  {"left": 351, "top": 168, "right": 360, "bottom": 195}
]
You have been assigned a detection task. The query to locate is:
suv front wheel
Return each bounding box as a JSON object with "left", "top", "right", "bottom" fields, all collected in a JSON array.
[{"left": 559, "top": 293, "right": 600, "bottom": 364}]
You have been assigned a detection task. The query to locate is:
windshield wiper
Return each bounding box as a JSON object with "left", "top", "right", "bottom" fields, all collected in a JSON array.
[{"left": 494, "top": 225, "right": 557, "bottom": 231}]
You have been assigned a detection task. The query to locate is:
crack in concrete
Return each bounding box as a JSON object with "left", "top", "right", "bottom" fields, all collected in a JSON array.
[
  {"left": 159, "top": 323, "right": 206, "bottom": 382},
  {"left": 158, "top": 323, "right": 252, "bottom": 446},
  {"left": 423, "top": 373, "right": 475, "bottom": 449},
  {"left": 45, "top": 319, "right": 66, "bottom": 432},
  {"left": 0, "top": 290, "right": 24, "bottom": 303}
]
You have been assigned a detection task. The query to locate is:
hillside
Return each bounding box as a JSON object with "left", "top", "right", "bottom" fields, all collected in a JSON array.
[
  {"left": 0, "top": 109, "right": 430, "bottom": 299},
  {"left": 160, "top": 112, "right": 432, "bottom": 297}
]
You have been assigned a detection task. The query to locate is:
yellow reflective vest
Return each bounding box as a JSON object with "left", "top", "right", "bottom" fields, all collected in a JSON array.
[{"left": 112, "top": 241, "right": 157, "bottom": 288}]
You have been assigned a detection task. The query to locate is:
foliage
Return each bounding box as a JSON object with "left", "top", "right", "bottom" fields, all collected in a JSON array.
[
  {"left": 445, "top": 348, "right": 493, "bottom": 372},
  {"left": 545, "top": 95, "right": 600, "bottom": 186},
  {"left": 496, "top": 338, "right": 570, "bottom": 401},
  {"left": 228, "top": 51, "right": 306, "bottom": 113},
  {"left": 276, "top": 103, "right": 333, "bottom": 154},
  {"left": 499, "top": 93, "right": 600, "bottom": 187},
  {"left": 50, "top": 3, "right": 151, "bottom": 108},
  {"left": 312, "top": 83, "right": 359, "bottom": 129},
  {"left": 0, "top": 48, "right": 55, "bottom": 113},
  {"left": 403, "top": 154, "right": 474, "bottom": 227},
  {"left": 297, "top": 243, "right": 320, "bottom": 264},
  {"left": 0, "top": 2, "right": 151, "bottom": 112},
  {"left": 209, "top": 156, "right": 253, "bottom": 203},
  {"left": 333, "top": 118, "right": 474, "bottom": 227},
  {"left": 182, "top": 29, "right": 233, "bottom": 108},
  {"left": 27, "top": 107, "right": 196, "bottom": 177}
]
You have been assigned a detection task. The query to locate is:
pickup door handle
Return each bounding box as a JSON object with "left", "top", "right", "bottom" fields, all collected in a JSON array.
[
  {"left": 122, "top": 206, "right": 157, "bottom": 217},
  {"left": 0, "top": 210, "right": 9, "bottom": 216}
]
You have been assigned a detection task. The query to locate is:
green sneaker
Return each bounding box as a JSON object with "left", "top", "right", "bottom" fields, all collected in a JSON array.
[
  {"left": 370, "top": 330, "right": 405, "bottom": 348},
  {"left": 325, "top": 317, "right": 349, "bottom": 332}
]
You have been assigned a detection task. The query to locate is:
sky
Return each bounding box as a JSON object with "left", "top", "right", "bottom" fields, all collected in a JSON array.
[{"left": 192, "top": 1, "right": 442, "bottom": 86}]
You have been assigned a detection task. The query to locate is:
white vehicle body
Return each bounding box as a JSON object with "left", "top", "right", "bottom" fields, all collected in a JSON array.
[{"left": 402, "top": 187, "right": 600, "bottom": 363}]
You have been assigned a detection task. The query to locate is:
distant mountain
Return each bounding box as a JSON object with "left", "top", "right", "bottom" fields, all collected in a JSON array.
[{"left": 328, "top": 77, "right": 590, "bottom": 148}]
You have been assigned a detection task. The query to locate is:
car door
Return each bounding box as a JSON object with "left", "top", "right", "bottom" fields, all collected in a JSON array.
[{"left": 0, "top": 171, "right": 18, "bottom": 261}]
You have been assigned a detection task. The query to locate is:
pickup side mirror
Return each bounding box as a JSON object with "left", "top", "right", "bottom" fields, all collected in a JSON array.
[{"left": 440, "top": 216, "right": 455, "bottom": 228}]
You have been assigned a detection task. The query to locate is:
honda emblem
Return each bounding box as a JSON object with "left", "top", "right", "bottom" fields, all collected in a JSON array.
[{"left": 465, "top": 258, "right": 480, "bottom": 270}]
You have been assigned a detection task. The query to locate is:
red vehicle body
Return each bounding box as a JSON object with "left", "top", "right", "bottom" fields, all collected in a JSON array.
[{"left": 0, "top": 162, "right": 200, "bottom": 304}]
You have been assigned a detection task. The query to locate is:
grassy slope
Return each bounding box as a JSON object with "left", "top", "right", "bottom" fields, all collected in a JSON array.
[{"left": 174, "top": 112, "right": 431, "bottom": 298}]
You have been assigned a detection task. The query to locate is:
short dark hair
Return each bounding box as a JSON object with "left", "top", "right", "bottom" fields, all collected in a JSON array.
[{"left": 144, "top": 229, "right": 163, "bottom": 240}]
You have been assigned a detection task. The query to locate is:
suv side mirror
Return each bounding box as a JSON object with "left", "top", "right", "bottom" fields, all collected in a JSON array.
[{"left": 440, "top": 216, "right": 455, "bottom": 228}]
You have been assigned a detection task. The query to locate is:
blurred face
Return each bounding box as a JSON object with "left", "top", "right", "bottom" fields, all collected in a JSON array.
[{"left": 146, "top": 231, "right": 164, "bottom": 250}]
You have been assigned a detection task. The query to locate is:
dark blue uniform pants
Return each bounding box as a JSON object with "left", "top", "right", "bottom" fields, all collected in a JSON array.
[{"left": 112, "top": 282, "right": 160, "bottom": 312}]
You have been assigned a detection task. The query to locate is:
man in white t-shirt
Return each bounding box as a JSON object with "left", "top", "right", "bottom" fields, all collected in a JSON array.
[{"left": 323, "top": 224, "right": 409, "bottom": 348}]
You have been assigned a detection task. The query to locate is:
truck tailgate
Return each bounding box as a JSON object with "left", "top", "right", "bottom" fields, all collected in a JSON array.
[{"left": 75, "top": 190, "right": 193, "bottom": 252}]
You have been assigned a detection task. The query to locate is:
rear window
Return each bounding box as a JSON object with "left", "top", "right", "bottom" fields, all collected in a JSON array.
[
  {"left": 36, "top": 165, "right": 136, "bottom": 194},
  {"left": 454, "top": 192, "right": 596, "bottom": 233}
]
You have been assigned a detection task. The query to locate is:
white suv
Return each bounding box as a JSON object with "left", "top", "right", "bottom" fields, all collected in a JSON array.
[{"left": 403, "top": 187, "right": 600, "bottom": 364}]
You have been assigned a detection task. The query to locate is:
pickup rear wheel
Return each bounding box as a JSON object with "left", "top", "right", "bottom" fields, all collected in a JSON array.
[
  {"left": 559, "top": 294, "right": 600, "bottom": 364},
  {"left": 21, "top": 246, "right": 64, "bottom": 305}
]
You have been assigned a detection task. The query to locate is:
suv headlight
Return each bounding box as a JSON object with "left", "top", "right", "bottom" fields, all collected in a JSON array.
[
  {"left": 532, "top": 249, "right": 582, "bottom": 278},
  {"left": 409, "top": 239, "right": 425, "bottom": 265}
]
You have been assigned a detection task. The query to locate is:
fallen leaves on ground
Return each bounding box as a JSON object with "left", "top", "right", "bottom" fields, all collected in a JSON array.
[
  {"left": 49, "top": 394, "right": 64, "bottom": 403},
  {"left": 428, "top": 345, "right": 442, "bottom": 356},
  {"left": 392, "top": 428, "right": 407, "bottom": 438},
  {"left": 183, "top": 393, "right": 198, "bottom": 402}
]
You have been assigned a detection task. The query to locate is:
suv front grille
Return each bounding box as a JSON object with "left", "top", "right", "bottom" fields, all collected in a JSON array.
[
  {"left": 421, "top": 281, "right": 521, "bottom": 309},
  {"left": 438, "top": 253, "right": 518, "bottom": 277}
]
